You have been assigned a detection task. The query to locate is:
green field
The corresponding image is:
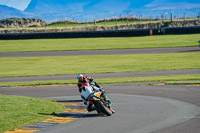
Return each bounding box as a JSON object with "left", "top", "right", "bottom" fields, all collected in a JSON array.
[
  {"left": 0, "top": 34, "right": 199, "bottom": 52},
  {"left": 0, "top": 95, "right": 64, "bottom": 133},
  {"left": 0, "top": 52, "right": 200, "bottom": 78},
  {"left": 46, "top": 19, "right": 161, "bottom": 28},
  {"left": 43, "top": 18, "right": 199, "bottom": 28}
]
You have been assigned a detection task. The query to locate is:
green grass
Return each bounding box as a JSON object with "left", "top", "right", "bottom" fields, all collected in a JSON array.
[
  {"left": 46, "top": 21, "right": 78, "bottom": 27},
  {"left": 44, "top": 18, "right": 199, "bottom": 28},
  {"left": 166, "top": 81, "right": 200, "bottom": 85},
  {"left": 0, "top": 34, "right": 199, "bottom": 52},
  {"left": 95, "top": 74, "right": 200, "bottom": 84},
  {"left": 0, "top": 74, "right": 199, "bottom": 87},
  {"left": 0, "top": 52, "right": 200, "bottom": 78},
  {"left": 42, "top": 19, "right": 160, "bottom": 28},
  {"left": 0, "top": 95, "right": 64, "bottom": 133}
]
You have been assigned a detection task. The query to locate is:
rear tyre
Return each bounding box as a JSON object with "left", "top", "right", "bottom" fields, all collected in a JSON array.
[{"left": 96, "top": 100, "right": 112, "bottom": 116}]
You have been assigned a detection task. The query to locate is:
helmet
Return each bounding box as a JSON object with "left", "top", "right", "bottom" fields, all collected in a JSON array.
[{"left": 77, "top": 74, "right": 83, "bottom": 80}]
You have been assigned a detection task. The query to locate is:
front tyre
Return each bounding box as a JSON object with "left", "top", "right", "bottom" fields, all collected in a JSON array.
[{"left": 96, "top": 100, "right": 112, "bottom": 116}]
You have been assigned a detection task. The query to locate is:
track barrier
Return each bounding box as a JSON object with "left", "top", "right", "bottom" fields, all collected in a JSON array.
[{"left": 0, "top": 26, "right": 199, "bottom": 40}]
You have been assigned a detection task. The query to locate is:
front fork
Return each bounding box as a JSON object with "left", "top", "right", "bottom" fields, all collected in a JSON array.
[{"left": 100, "top": 93, "right": 112, "bottom": 108}]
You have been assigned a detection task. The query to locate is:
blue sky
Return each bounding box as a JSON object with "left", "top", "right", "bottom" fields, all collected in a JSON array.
[
  {"left": 0, "top": 0, "right": 199, "bottom": 22},
  {"left": 0, "top": 0, "right": 31, "bottom": 10},
  {"left": 1, "top": 0, "right": 200, "bottom": 11}
]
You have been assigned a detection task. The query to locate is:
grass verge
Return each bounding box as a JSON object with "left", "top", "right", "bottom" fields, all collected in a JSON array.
[
  {"left": 0, "top": 52, "right": 200, "bottom": 77},
  {"left": 0, "top": 95, "right": 64, "bottom": 133},
  {"left": 0, "top": 74, "right": 200, "bottom": 87},
  {"left": 0, "top": 34, "right": 199, "bottom": 52},
  {"left": 166, "top": 81, "right": 200, "bottom": 85}
]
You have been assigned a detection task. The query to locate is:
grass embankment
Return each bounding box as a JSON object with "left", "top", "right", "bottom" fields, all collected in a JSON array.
[
  {"left": 0, "top": 74, "right": 200, "bottom": 87},
  {"left": 0, "top": 95, "right": 64, "bottom": 133},
  {"left": 44, "top": 18, "right": 199, "bottom": 28},
  {"left": 166, "top": 81, "right": 200, "bottom": 85},
  {"left": 46, "top": 19, "right": 162, "bottom": 28},
  {"left": 0, "top": 52, "right": 199, "bottom": 78},
  {"left": 0, "top": 34, "right": 199, "bottom": 52}
]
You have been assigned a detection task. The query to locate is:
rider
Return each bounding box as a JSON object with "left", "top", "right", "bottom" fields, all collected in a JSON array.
[
  {"left": 77, "top": 74, "right": 106, "bottom": 112},
  {"left": 77, "top": 74, "right": 102, "bottom": 93}
]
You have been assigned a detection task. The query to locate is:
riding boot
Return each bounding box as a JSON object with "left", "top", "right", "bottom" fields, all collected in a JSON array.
[{"left": 87, "top": 104, "right": 96, "bottom": 112}]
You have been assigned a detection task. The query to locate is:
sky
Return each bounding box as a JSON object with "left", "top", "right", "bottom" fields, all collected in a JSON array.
[
  {"left": 1, "top": 0, "right": 200, "bottom": 11},
  {"left": 0, "top": 0, "right": 31, "bottom": 11}
]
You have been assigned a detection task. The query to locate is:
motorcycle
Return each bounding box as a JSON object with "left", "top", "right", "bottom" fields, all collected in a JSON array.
[{"left": 81, "top": 82, "right": 114, "bottom": 116}]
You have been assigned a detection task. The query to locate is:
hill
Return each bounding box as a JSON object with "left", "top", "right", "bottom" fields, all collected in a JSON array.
[
  {"left": 24, "top": 0, "right": 200, "bottom": 22},
  {"left": 0, "top": 18, "right": 47, "bottom": 28},
  {"left": 0, "top": 0, "right": 200, "bottom": 22},
  {"left": 0, "top": 5, "right": 27, "bottom": 20}
]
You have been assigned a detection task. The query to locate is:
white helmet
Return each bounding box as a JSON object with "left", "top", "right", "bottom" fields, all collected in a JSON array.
[{"left": 77, "top": 74, "right": 83, "bottom": 80}]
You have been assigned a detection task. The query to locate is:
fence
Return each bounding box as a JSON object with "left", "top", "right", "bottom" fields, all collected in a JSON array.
[{"left": 0, "top": 26, "right": 199, "bottom": 40}]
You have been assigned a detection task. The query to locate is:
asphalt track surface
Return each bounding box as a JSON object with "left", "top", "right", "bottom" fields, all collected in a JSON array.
[
  {"left": 0, "top": 47, "right": 200, "bottom": 58},
  {"left": 0, "top": 69, "right": 200, "bottom": 82},
  {"left": 1, "top": 83, "right": 200, "bottom": 133},
  {"left": 1, "top": 47, "right": 200, "bottom": 133}
]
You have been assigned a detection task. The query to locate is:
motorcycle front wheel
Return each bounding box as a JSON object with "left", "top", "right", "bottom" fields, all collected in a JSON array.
[{"left": 95, "top": 100, "right": 112, "bottom": 116}]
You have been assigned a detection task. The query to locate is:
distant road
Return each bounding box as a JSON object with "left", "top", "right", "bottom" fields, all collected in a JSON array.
[
  {"left": 0, "top": 69, "right": 200, "bottom": 82},
  {"left": 0, "top": 47, "right": 199, "bottom": 58}
]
